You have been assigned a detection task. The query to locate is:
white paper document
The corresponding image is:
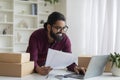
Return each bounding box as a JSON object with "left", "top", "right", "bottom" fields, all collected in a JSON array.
[{"left": 45, "top": 49, "right": 76, "bottom": 69}]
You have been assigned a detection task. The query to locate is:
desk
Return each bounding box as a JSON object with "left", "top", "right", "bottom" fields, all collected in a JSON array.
[{"left": 0, "top": 69, "right": 120, "bottom": 80}]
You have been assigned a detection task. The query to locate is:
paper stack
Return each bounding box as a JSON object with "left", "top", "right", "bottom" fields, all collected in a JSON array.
[{"left": 0, "top": 52, "right": 34, "bottom": 77}]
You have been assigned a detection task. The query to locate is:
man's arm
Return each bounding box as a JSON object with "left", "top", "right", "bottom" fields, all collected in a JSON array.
[
  {"left": 26, "top": 34, "right": 53, "bottom": 75},
  {"left": 62, "top": 36, "right": 86, "bottom": 74},
  {"left": 62, "top": 36, "right": 77, "bottom": 72},
  {"left": 26, "top": 35, "right": 39, "bottom": 71}
]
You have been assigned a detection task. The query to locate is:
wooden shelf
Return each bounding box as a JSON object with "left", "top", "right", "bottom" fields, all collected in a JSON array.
[
  {"left": 0, "top": 47, "right": 13, "bottom": 49},
  {"left": 0, "top": 9, "right": 13, "bottom": 12},
  {"left": 15, "top": 28, "right": 37, "bottom": 31},
  {"left": 38, "top": 1, "right": 45, "bottom": 4},
  {"left": 15, "top": 0, "right": 38, "bottom": 4},
  {"left": 15, "top": 14, "right": 37, "bottom": 18},
  {"left": 0, "top": 35, "right": 13, "bottom": 37},
  {"left": 39, "top": 12, "right": 49, "bottom": 15},
  {"left": 0, "top": 22, "right": 13, "bottom": 25}
]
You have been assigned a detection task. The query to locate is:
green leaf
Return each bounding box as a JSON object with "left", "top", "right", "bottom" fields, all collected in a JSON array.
[{"left": 110, "top": 52, "right": 120, "bottom": 68}]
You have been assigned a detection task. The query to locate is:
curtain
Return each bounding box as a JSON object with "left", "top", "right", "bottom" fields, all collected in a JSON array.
[{"left": 84, "top": 0, "right": 119, "bottom": 55}]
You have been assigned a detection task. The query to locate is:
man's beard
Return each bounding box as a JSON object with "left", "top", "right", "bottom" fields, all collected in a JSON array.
[{"left": 50, "top": 30, "right": 63, "bottom": 42}]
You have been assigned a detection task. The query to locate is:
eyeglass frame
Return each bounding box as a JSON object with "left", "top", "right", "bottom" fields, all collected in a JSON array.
[{"left": 52, "top": 25, "right": 68, "bottom": 32}]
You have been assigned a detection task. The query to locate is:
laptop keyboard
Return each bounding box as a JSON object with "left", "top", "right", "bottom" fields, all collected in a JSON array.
[{"left": 64, "top": 73, "right": 84, "bottom": 79}]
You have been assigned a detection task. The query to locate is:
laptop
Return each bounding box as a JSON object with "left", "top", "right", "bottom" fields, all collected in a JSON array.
[{"left": 55, "top": 55, "right": 109, "bottom": 79}]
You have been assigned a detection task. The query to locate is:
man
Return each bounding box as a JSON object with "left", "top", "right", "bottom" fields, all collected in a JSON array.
[{"left": 26, "top": 12, "right": 85, "bottom": 75}]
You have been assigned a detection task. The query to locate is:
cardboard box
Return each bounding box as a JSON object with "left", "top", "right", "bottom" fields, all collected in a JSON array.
[
  {"left": 0, "top": 52, "right": 30, "bottom": 63},
  {"left": 78, "top": 56, "right": 91, "bottom": 68},
  {"left": 0, "top": 61, "right": 34, "bottom": 77},
  {"left": 78, "top": 56, "right": 112, "bottom": 72}
]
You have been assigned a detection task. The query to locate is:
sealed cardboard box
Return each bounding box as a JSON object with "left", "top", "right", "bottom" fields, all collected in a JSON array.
[
  {"left": 78, "top": 56, "right": 112, "bottom": 72},
  {"left": 0, "top": 61, "right": 34, "bottom": 77},
  {"left": 0, "top": 52, "right": 30, "bottom": 63},
  {"left": 78, "top": 56, "right": 91, "bottom": 68}
]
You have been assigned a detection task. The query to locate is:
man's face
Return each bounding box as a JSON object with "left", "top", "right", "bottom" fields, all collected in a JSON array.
[{"left": 50, "top": 20, "right": 68, "bottom": 41}]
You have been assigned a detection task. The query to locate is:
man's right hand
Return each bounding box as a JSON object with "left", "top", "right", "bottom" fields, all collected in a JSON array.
[
  {"left": 35, "top": 66, "right": 52, "bottom": 75},
  {"left": 74, "top": 66, "right": 86, "bottom": 75}
]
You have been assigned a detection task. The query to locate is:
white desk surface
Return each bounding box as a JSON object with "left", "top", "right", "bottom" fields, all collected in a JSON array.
[{"left": 0, "top": 69, "right": 120, "bottom": 80}]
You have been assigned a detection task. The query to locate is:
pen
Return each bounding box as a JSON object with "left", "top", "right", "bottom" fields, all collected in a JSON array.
[{"left": 46, "top": 74, "right": 49, "bottom": 79}]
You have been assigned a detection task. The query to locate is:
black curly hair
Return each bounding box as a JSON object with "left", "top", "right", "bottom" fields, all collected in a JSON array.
[{"left": 44, "top": 12, "right": 66, "bottom": 31}]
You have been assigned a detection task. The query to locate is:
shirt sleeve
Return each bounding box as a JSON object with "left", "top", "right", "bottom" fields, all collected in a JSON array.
[
  {"left": 62, "top": 36, "right": 77, "bottom": 72},
  {"left": 26, "top": 34, "right": 39, "bottom": 71}
]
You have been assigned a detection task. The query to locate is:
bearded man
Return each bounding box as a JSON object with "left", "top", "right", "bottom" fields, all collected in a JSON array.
[{"left": 26, "top": 12, "right": 85, "bottom": 75}]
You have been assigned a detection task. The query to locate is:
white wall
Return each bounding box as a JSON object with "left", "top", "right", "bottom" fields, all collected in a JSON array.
[
  {"left": 54, "top": 0, "right": 66, "bottom": 16},
  {"left": 66, "top": 0, "right": 85, "bottom": 56},
  {"left": 55, "top": 0, "right": 85, "bottom": 56}
]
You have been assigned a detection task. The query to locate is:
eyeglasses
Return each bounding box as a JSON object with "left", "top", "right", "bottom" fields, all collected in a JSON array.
[{"left": 53, "top": 25, "right": 68, "bottom": 32}]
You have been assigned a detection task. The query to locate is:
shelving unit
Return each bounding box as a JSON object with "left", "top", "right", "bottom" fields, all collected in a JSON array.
[
  {"left": 0, "top": 0, "right": 13, "bottom": 52},
  {"left": 0, "top": 0, "right": 58, "bottom": 52}
]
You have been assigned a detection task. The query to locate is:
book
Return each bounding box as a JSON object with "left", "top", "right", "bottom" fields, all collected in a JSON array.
[{"left": 31, "top": 4, "right": 37, "bottom": 15}]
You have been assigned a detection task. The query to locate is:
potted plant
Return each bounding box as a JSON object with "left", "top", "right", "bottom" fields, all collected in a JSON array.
[
  {"left": 110, "top": 52, "right": 120, "bottom": 76},
  {"left": 44, "top": 0, "right": 59, "bottom": 4}
]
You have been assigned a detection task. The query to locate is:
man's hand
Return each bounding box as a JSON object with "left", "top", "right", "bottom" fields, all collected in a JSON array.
[
  {"left": 74, "top": 66, "right": 86, "bottom": 75},
  {"left": 36, "top": 66, "right": 52, "bottom": 75}
]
